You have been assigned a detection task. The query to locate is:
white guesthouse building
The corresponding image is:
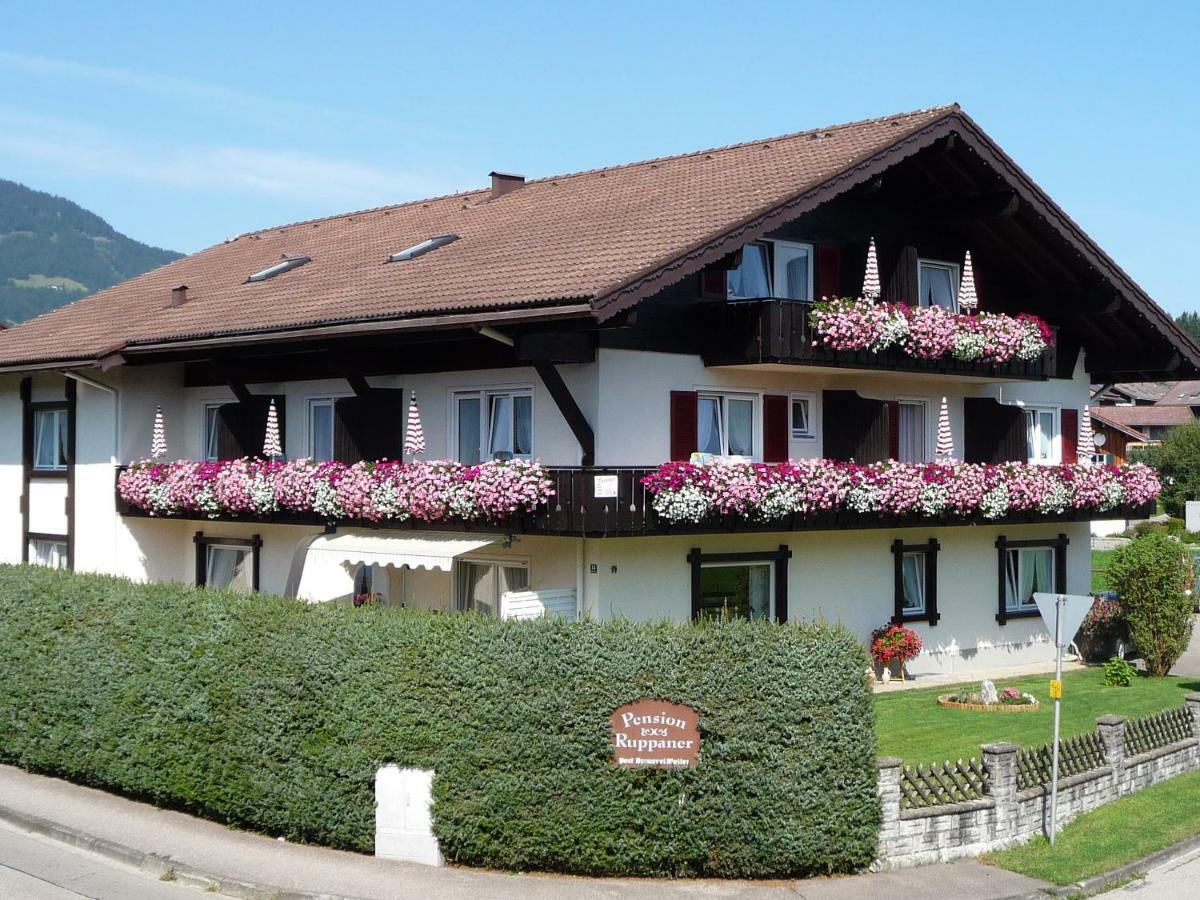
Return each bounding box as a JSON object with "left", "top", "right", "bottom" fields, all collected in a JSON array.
[{"left": 0, "top": 105, "right": 1193, "bottom": 676}]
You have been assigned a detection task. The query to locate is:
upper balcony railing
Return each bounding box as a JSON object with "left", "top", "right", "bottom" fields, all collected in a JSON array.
[
  {"left": 701, "top": 299, "right": 1056, "bottom": 380},
  {"left": 115, "top": 458, "right": 1154, "bottom": 538}
]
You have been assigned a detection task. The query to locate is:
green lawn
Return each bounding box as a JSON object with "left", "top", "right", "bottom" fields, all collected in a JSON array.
[
  {"left": 875, "top": 667, "right": 1197, "bottom": 764},
  {"left": 983, "top": 769, "right": 1200, "bottom": 884}
]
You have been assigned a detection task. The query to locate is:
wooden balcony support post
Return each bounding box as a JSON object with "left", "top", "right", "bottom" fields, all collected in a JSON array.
[{"left": 535, "top": 362, "right": 595, "bottom": 466}]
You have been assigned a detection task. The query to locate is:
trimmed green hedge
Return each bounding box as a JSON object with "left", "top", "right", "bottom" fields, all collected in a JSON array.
[{"left": 0, "top": 565, "right": 879, "bottom": 877}]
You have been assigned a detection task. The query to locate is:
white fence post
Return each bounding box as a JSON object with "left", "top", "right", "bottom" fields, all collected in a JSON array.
[{"left": 375, "top": 765, "right": 444, "bottom": 867}]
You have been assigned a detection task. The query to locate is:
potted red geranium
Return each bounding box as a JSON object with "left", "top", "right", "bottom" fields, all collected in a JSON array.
[{"left": 870, "top": 624, "right": 923, "bottom": 681}]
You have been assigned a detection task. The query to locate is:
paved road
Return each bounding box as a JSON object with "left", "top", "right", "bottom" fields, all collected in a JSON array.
[
  {"left": 1168, "top": 614, "right": 1200, "bottom": 679},
  {"left": 1103, "top": 845, "right": 1200, "bottom": 897},
  {"left": 0, "top": 822, "right": 207, "bottom": 899}
]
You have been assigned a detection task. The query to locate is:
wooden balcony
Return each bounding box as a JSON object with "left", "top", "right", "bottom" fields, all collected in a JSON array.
[
  {"left": 701, "top": 299, "right": 1056, "bottom": 380},
  {"left": 116, "top": 465, "right": 1148, "bottom": 538}
]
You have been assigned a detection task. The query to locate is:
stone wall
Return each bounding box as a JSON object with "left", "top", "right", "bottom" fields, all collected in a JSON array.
[{"left": 876, "top": 693, "right": 1200, "bottom": 868}]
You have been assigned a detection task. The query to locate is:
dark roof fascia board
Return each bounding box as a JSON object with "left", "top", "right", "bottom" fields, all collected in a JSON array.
[
  {"left": 591, "top": 113, "right": 962, "bottom": 322},
  {"left": 592, "top": 110, "right": 1200, "bottom": 379},
  {"left": 0, "top": 357, "right": 103, "bottom": 376},
  {"left": 121, "top": 302, "right": 595, "bottom": 358}
]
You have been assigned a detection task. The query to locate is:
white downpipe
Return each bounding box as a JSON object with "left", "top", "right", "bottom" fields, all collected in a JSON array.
[{"left": 575, "top": 538, "right": 585, "bottom": 619}]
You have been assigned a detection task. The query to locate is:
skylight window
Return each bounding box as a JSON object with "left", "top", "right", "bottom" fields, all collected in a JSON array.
[
  {"left": 389, "top": 234, "right": 458, "bottom": 263},
  {"left": 247, "top": 255, "right": 311, "bottom": 283}
]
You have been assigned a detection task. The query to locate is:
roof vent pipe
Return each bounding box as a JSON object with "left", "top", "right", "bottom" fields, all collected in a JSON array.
[
  {"left": 169, "top": 284, "right": 188, "bottom": 307},
  {"left": 489, "top": 171, "right": 525, "bottom": 199}
]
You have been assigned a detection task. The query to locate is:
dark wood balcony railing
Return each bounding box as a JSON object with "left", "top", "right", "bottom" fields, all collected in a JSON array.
[
  {"left": 701, "top": 299, "right": 1056, "bottom": 379},
  {"left": 116, "top": 465, "right": 1148, "bottom": 538}
]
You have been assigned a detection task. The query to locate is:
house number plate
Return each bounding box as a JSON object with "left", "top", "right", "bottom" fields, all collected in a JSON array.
[{"left": 593, "top": 475, "right": 619, "bottom": 498}]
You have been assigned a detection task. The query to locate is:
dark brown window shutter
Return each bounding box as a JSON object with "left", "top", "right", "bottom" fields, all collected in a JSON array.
[
  {"left": 822, "top": 390, "right": 891, "bottom": 462},
  {"left": 334, "top": 389, "right": 406, "bottom": 463},
  {"left": 216, "top": 394, "right": 285, "bottom": 458},
  {"left": 1061, "top": 409, "right": 1079, "bottom": 464},
  {"left": 699, "top": 262, "right": 727, "bottom": 300},
  {"left": 763, "top": 394, "right": 789, "bottom": 462},
  {"left": 816, "top": 244, "right": 841, "bottom": 299},
  {"left": 670, "top": 391, "right": 698, "bottom": 461},
  {"left": 886, "top": 244, "right": 919, "bottom": 305},
  {"left": 887, "top": 400, "right": 900, "bottom": 460},
  {"left": 964, "top": 398, "right": 1027, "bottom": 463}
]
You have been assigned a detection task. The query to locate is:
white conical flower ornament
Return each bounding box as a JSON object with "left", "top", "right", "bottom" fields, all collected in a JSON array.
[
  {"left": 935, "top": 396, "right": 955, "bottom": 462},
  {"left": 262, "top": 399, "right": 283, "bottom": 458},
  {"left": 404, "top": 391, "right": 426, "bottom": 456},
  {"left": 862, "top": 237, "right": 881, "bottom": 300},
  {"left": 1079, "top": 406, "right": 1096, "bottom": 465},
  {"left": 957, "top": 250, "right": 978, "bottom": 311},
  {"left": 150, "top": 406, "right": 167, "bottom": 458}
]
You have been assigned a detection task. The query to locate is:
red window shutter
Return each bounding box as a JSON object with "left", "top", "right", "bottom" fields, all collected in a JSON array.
[
  {"left": 763, "top": 394, "right": 789, "bottom": 462},
  {"left": 888, "top": 400, "right": 900, "bottom": 460},
  {"left": 1061, "top": 408, "right": 1079, "bottom": 464},
  {"left": 669, "top": 391, "right": 699, "bottom": 461},
  {"left": 816, "top": 245, "right": 841, "bottom": 299},
  {"left": 700, "top": 262, "right": 727, "bottom": 300}
]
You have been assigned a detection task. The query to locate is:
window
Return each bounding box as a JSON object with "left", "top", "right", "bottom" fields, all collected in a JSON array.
[
  {"left": 247, "top": 255, "right": 310, "bottom": 282},
  {"left": 697, "top": 393, "right": 755, "bottom": 458},
  {"left": 389, "top": 234, "right": 458, "bottom": 262},
  {"left": 453, "top": 388, "right": 533, "bottom": 463},
  {"left": 891, "top": 539, "right": 940, "bottom": 625},
  {"left": 687, "top": 546, "right": 791, "bottom": 622},
  {"left": 790, "top": 394, "right": 815, "bottom": 440},
  {"left": 455, "top": 558, "right": 529, "bottom": 616},
  {"left": 203, "top": 404, "right": 223, "bottom": 462},
  {"left": 726, "top": 240, "right": 813, "bottom": 301},
  {"left": 33, "top": 408, "right": 68, "bottom": 471},
  {"left": 28, "top": 537, "right": 67, "bottom": 569},
  {"left": 1025, "top": 407, "right": 1059, "bottom": 464},
  {"left": 897, "top": 399, "right": 928, "bottom": 463},
  {"left": 353, "top": 564, "right": 390, "bottom": 605},
  {"left": 995, "top": 534, "right": 1067, "bottom": 624},
  {"left": 917, "top": 259, "right": 959, "bottom": 310},
  {"left": 194, "top": 532, "right": 260, "bottom": 592},
  {"left": 308, "top": 398, "right": 336, "bottom": 462}
]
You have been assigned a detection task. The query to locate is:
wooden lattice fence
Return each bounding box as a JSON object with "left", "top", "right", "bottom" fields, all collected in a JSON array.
[
  {"left": 1015, "top": 730, "right": 1106, "bottom": 791},
  {"left": 1126, "top": 706, "right": 1193, "bottom": 756},
  {"left": 899, "top": 758, "right": 988, "bottom": 809}
]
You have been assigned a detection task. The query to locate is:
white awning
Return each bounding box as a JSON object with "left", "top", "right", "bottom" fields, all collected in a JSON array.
[{"left": 306, "top": 531, "right": 502, "bottom": 572}]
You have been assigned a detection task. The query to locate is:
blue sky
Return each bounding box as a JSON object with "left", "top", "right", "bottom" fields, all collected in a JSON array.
[{"left": 0, "top": 1, "right": 1197, "bottom": 313}]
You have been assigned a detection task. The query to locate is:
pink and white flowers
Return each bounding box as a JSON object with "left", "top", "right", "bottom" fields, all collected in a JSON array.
[
  {"left": 809, "top": 297, "right": 1053, "bottom": 364},
  {"left": 641, "top": 460, "right": 1159, "bottom": 525},
  {"left": 118, "top": 458, "right": 555, "bottom": 524}
]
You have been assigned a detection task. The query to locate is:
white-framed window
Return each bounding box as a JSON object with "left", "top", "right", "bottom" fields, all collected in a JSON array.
[
  {"left": 307, "top": 398, "right": 336, "bottom": 462},
  {"left": 1025, "top": 407, "right": 1060, "bottom": 464},
  {"left": 897, "top": 399, "right": 929, "bottom": 463},
  {"left": 204, "top": 544, "right": 254, "bottom": 592},
  {"left": 203, "top": 403, "right": 223, "bottom": 462},
  {"left": 28, "top": 538, "right": 67, "bottom": 568},
  {"left": 697, "top": 392, "right": 756, "bottom": 458},
  {"left": 33, "top": 408, "right": 68, "bottom": 471},
  {"left": 790, "top": 393, "right": 816, "bottom": 441},
  {"left": 1005, "top": 546, "right": 1055, "bottom": 612},
  {"left": 453, "top": 388, "right": 533, "bottom": 464},
  {"left": 727, "top": 239, "right": 813, "bottom": 301},
  {"left": 455, "top": 557, "right": 530, "bottom": 616},
  {"left": 900, "top": 551, "right": 926, "bottom": 615},
  {"left": 917, "top": 259, "right": 960, "bottom": 310},
  {"left": 698, "top": 561, "right": 773, "bottom": 620},
  {"left": 353, "top": 564, "right": 390, "bottom": 605}
]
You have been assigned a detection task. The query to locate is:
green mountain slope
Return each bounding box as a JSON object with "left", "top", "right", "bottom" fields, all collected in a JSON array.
[{"left": 0, "top": 179, "right": 182, "bottom": 325}]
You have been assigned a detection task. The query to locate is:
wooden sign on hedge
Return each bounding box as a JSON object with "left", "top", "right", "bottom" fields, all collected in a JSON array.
[{"left": 610, "top": 699, "right": 700, "bottom": 769}]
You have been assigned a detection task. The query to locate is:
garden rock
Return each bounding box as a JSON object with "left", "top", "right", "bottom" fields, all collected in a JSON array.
[{"left": 980, "top": 680, "right": 998, "bottom": 705}]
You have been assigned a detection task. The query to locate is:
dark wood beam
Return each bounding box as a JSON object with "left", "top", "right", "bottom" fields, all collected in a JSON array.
[
  {"left": 534, "top": 362, "right": 595, "bottom": 466},
  {"left": 228, "top": 382, "right": 251, "bottom": 403},
  {"left": 347, "top": 375, "right": 371, "bottom": 397}
]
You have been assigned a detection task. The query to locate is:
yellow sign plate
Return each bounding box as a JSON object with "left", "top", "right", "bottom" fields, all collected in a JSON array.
[{"left": 1049, "top": 679, "right": 1062, "bottom": 700}]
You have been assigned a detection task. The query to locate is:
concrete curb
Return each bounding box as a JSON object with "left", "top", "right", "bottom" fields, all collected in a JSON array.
[
  {"left": 1001, "top": 832, "right": 1200, "bottom": 898},
  {"left": 0, "top": 801, "right": 366, "bottom": 900}
]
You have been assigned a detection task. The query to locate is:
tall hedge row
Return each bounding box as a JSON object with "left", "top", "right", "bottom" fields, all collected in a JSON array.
[{"left": 0, "top": 565, "right": 879, "bottom": 877}]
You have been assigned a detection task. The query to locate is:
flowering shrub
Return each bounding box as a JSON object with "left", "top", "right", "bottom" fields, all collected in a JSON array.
[
  {"left": 809, "top": 297, "right": 1053, "bottom": 364},
  {"left": 870, "top": 624, "right": 923, "bottom": 667},
  {"left": 118, "top": 458, "right": 555, "bottom": 524},
  {"left": 642, "top": 460, "right": 1159, "bottom": 525}
]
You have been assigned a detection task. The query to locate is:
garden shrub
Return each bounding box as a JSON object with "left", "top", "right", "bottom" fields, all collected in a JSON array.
[
  {"left": 1134, "top": 422, "right": 1200, "bottom": 517},
  {"left": 1103, "top": 657, "right": 1137, "bottom": 687},
  {"left": 0, "top": 566, "right": 878, "bottom": 878},
  {"left": 1104, "top": 534, "right": 1195, "bottom": 676}
]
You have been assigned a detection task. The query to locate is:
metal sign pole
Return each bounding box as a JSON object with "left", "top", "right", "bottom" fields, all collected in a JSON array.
[{"left": 1049, "top": 594, "right": 1063, "bottom": 845}]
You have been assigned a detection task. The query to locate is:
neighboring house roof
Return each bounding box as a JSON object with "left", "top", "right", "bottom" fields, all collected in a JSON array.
[
  {"left": 1094, "top": 404, "right": 1197, "bottom": 428},
  {"left": 1093, "top": 382, "right": 1173, "bottom": 404},
  {"left": 0, "top": 103, "right": 1196, "bottom": 377},
  {"left": 1089, "top": 408, "right": 1151, "bottom": 441},
  {"left": 1154, "top": 380, "right": 1200, "bottom": 405}
]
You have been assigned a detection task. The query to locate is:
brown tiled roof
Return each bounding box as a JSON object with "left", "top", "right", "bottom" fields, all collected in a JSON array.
[
  {"left": 1096, "top": 405, "right": 1197, "bottom": 428},
  {"left": 1089, "top": 409, "right": 1150, "bottom": 441},
  {"left": 0, "top": 106, "right": 960, "bottom": 366}
]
